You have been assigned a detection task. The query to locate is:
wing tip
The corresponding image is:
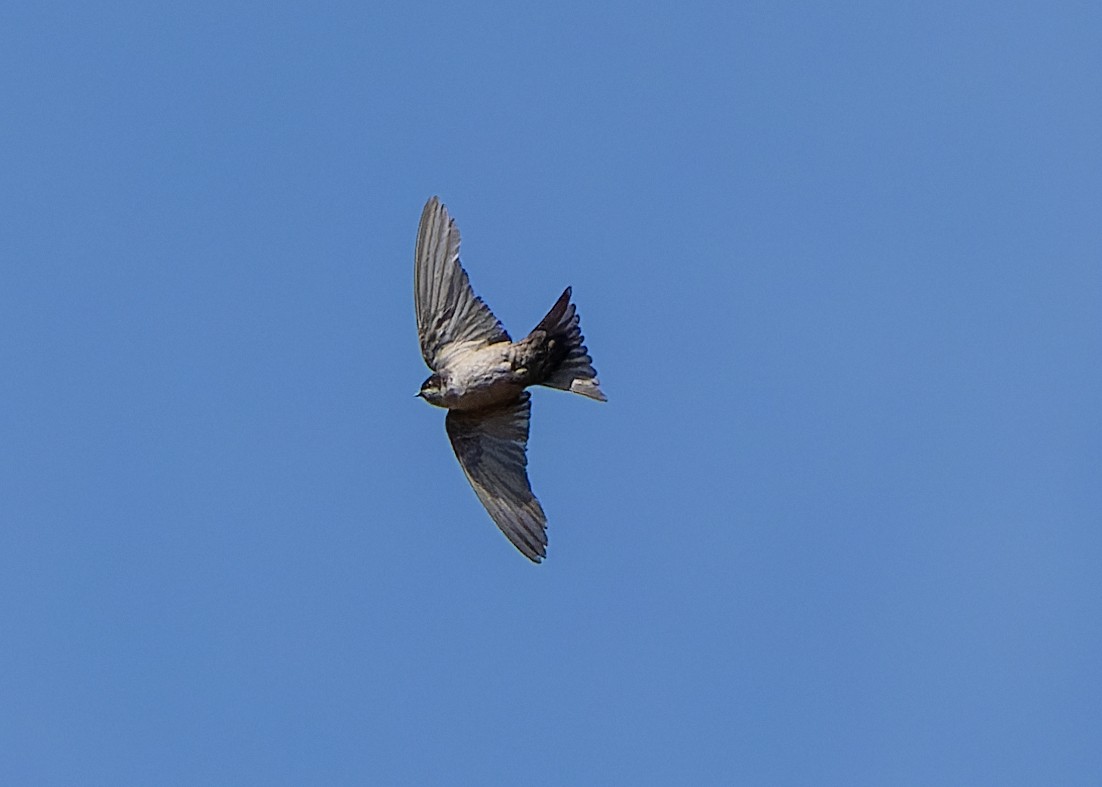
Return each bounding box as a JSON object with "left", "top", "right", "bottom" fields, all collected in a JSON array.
[{"left": 521, "top": 544, "right": 547, "bottom": 563}]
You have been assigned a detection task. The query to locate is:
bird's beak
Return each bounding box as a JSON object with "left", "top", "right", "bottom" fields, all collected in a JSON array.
[{"left": 415, "top": 391, "right": 424, "bottom": 398}]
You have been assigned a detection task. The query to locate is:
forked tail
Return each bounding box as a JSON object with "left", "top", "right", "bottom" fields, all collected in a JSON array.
[{"left": 531, "top": 287, "right": 607, "bottom": 402}]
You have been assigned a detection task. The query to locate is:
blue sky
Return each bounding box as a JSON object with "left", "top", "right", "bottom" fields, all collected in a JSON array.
[{"left": 2, "top": 2, "right": 1099, "bottom": 783}]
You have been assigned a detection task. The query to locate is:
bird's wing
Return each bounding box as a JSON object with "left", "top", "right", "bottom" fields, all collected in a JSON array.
[
  {"left": 445, "top": 392, "right": 547, "bottom": 562},
  {"left": 415, "top": 196, "right": 510, "bottom": 370}
]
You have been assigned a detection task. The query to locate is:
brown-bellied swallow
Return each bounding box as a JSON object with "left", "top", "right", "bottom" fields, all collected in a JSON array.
[{"left": 414, "top": 196, "right": 606, "bottom": 562}]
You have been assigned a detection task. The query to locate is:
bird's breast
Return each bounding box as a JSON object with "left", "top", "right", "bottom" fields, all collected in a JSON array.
[{"left": 439, "top": 344, "right": 526, "bottom": 411}]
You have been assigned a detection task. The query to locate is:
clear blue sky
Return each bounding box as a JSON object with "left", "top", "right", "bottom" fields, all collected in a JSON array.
[{"left": 2, "top": 2, "right": 1099, "bottom": 784}]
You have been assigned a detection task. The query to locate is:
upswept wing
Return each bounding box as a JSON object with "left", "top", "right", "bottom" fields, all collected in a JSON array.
[
  {"left": 414, "top": 197, "right": 510, "bottom": 370},
  {"left": 445, "top": 392, "right": 547, "bottom": 562}
]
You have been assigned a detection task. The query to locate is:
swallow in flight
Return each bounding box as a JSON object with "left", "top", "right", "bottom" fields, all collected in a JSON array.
[{"left": 414, "top": 196, "right": 605, "bottom": 561}]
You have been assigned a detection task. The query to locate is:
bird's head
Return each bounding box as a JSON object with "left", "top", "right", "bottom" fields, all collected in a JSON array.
[{"left": 417, "top": 373, "right": 446, "bottom": 407}]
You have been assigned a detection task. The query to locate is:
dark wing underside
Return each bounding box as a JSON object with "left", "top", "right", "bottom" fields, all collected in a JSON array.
[
  {"left": 414, "top": 197, "right": 510, "bottom": 370},
  {"left": 445, "top": 392, "right": 547, "bottom": 562}
]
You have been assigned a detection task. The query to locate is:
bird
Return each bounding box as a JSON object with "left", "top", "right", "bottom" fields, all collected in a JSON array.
[{"left": 413, "top": 196, "right": 606, "bottom": 562}]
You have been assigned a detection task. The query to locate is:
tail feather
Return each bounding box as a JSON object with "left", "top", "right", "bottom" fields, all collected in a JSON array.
[{"left": 531, "top": 287, "right": 607, "bottom": 402}]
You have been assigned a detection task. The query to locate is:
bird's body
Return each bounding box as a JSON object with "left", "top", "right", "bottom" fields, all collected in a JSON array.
[
  {"left": 420, "top": 342, "right": 524, "bottom": 411},
  {"left": 413, "top": 196, "right": 605, "bottom": 562},
  {"left": 420, "top": 330, "right": 574, "bottom": 411}
]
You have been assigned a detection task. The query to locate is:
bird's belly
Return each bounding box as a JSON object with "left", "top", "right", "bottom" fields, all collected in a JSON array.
[{"left": 444, "top": 358, "right": 523, "bottom": 411}]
